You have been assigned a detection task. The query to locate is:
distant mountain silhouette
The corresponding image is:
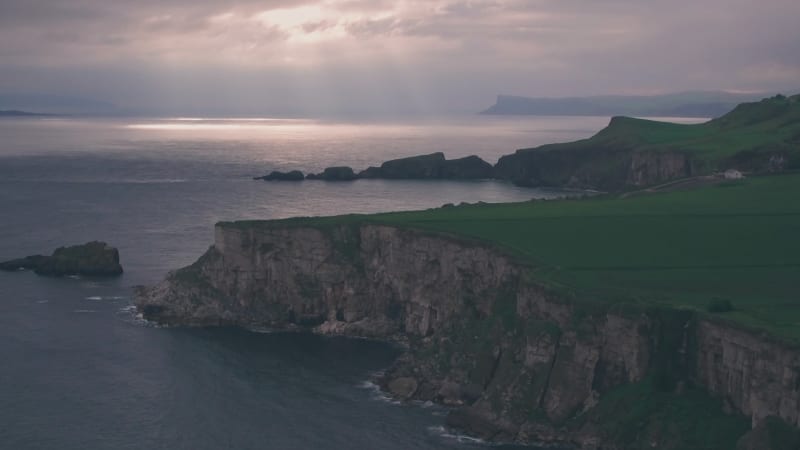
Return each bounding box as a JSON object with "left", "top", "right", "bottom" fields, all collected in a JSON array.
[
  {"left": 0, "top": 109, "right": 54, "bottom": 117},
  {"left": 481, "top": 91, "right": 775, "bottom": 118},
  {"left": 0, "top": 93, "right": 116, "bottom": 115}
]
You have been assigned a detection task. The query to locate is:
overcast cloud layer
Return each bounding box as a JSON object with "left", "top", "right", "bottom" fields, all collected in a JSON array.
[{"left": 1, "top": 0, "right": 799, "bottom": 115}]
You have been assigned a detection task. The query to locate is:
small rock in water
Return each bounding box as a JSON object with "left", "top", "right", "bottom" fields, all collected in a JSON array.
[
  {"left": 254, "top": 170, "right": 305, "bottom": 181},
  {"left": 0, "top": 241, "right": 123, "bottom": 277}
]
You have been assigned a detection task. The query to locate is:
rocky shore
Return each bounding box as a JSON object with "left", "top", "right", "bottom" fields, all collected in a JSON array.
[
  {"left": 135, "top": 221, "right": 800, "bottom": 449},
  {"left": 255, "top": 152, "right": 495, "bottom": 182}
]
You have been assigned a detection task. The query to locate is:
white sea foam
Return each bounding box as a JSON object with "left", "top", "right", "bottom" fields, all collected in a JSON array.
[
  {"left": 116, "top": 305, "right": 162, "bottom": 327},
  {"left": 357, "top": 379, "right": 400, "bottom": 405},
  {"left": 85, "top": 295, "right": 127, "bottom": 301},
  {"left": 246, "top": 325, "right": 277, "bottom": 334},
  {"left": 428, "top": 425, "right": 486, "bottom": 445}
]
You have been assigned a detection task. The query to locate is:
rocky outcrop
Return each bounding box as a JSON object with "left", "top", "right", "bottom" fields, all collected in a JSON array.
[
  {"left": 254, "top": 170, "right": 305, "bottom": 181},
  {"left": 1, "top": 241, "right": 123, "bottom": 277},
  {"left": 269, "top": 153, "right": 495, "bottom": 183},
  {"left": 136, "top": 222, "right": 799, "bottom": 448},
  {"left": 494, "top": 144, "right": 695, "bottom": 191},
  {"left": 627, "top": 151, "right": 695, "bottom": 186},
  {"left": 375, "top": 152, "right": 449, "bottom": 179},
  {"left": 370, "top": 153, "right": 493, "bottom": 179},
  {"left": 306, "top": 166, "right": 358, "bottom": 181}
]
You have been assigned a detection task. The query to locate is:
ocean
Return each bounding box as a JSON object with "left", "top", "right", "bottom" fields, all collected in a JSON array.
[{"left": 0, "top": 114, "right": 641, "bottom": 449}]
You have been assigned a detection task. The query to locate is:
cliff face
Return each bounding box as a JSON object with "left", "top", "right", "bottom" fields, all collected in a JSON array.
[
  {"left": 694, "top": 320, "right": 800, "bottom": 428},
  {"left": 138, "top": 224, "right": 518, "bottom": 336},
  {"left": 493, "top": 147, "right": 693, "bottom": 190},
  {"left": 136, "top": 223, "right": 799, "bottom": 448},
  {"left": 627, "top": 151, "right": 694, "bottom": 186}
]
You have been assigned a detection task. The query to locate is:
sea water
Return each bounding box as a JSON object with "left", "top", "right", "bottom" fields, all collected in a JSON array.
[{"left": 0, "top": 114, "right": 619, "bottom": 449}]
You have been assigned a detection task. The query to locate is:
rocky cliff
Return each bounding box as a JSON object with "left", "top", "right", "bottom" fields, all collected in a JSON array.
[
  {"left": 136, "top": 222, "right": 800, "bottom": 449},
  {"left": 493, "top": 145, "right": 695, "bottom": 190}
]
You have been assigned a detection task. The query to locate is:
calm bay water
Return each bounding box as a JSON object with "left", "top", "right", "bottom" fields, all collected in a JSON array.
[{"left": 0, "top": 115, "right": 617, "bottom": 449}]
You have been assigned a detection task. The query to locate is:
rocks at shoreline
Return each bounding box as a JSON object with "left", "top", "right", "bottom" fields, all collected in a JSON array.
[
  {"left": 0, "top": 241, "right": 123, "bottom": 277},
  {"left": 253, "top": 95, "right": 800, "bottom": 190},
  {"left": 306, "top": 166, "right": 358, "bottom": 181},
  {"left": 254, "top": 170, "right": 305, "bottom": 181},
  {"left": 367, "top": 152, "right": 493, "bottom": 180},
  {"left": 256, "top": 152, "right": 495, "bottom": 183}
]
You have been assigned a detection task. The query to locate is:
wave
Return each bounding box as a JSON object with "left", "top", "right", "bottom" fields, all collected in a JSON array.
[
  {"left": 73, "top": 309, "right": 97, "bottom": 313},
  {"left": 427, "top": 425, "right": 486, "bottom": 445},
  {"left": 111, "top": 179, "right": 188, "bottom": 184},
  {"left": 116, "top": 304, "right": 158, "bottom": 328},
  {"left": 356, "top": 377, "right": 401, "bottom": 405},
  {"left": 245, "top": 325, "right": 279, "bottom": 334},
  {"left": 85, "top": 295, "right": 128, "bottom": 301}
]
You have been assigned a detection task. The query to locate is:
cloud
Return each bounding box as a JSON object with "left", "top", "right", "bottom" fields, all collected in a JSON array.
[{"left": 0, "top": 0, "right": 798, "bottom": 114}]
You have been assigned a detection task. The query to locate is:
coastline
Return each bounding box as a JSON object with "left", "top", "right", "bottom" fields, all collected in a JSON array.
[{"left": 135, "top": 213, "right": 800, "bottom": 448}]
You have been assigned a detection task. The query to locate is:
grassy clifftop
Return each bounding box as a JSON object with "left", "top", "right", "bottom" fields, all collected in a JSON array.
[
  {"left": 593, "top": 93, "right": 800, "bottom": 159},
  {"left": 223, "top": 172, "right": 800, "bottom": 341},
  {"left": 494, "top": 94, "right": 800, "bottom": 189},
  {"left": 374, "top": 174, "right": 800, "bottom": 341}
]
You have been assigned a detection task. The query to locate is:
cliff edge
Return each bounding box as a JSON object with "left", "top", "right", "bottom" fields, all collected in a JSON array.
[{"left": 136, "top": 221, "right": 800, "bottom": 449}]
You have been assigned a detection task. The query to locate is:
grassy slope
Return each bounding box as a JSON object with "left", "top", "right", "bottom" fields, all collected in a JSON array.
[
  {"left": 224, "top": 172, "right": 800, "bottom": 341},
  {"left": 518, "top": 93, "right": 800, "bottom": 163},
  {"left": 375, "top": 174, "right": 800, "bottom": 340}
]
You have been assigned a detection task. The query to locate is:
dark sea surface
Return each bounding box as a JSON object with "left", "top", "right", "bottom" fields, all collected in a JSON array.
[{"left": 0, "top": 115, "right": 679, "bottom": 449}]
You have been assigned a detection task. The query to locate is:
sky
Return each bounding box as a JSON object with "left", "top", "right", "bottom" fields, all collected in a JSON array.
[{"left": 1, "top": 0, "right": 799, "bottom": 116}]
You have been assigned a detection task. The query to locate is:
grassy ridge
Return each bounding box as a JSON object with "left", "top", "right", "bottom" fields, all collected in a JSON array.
[
  {"left": 490, "top": 94, "right": 800, "bottom": 190},
  {"left": 369, "top": 174, "right": 800, "bottom": 339},
  {"left": 532, "top": 94, "right": 800, "bottom": 162}
]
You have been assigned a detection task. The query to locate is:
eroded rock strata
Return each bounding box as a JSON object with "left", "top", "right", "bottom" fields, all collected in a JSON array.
[{"left": 136, "top": 222, "right": 800, "bottom": 449}]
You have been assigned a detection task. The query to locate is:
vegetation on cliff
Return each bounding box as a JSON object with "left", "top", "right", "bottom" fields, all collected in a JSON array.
[
  {"left": 159, "top": 95, "right": 800, "bottom": 449},
  {"left": 160, "top": 170, "right": 800, "bottom": 449},
  {"left": 256, "top": 94, "right": 799, "bottom": 190},
  {"left": 494, "top": 94, "right": 800, "bottom": 189}
]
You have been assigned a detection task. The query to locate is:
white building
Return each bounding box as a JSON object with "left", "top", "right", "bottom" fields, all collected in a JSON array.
[{"left": 723, "top": 169, "right": 744, "bottom": 180}]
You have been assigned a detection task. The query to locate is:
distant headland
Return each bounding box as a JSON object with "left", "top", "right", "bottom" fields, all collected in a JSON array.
[
  {"left": 0, "top": 110, "right": 54, "bottom": 117},
  {"left": 256, "top": 93, "right": 800, "bottom": 192},
  {"left": 480, "top": 90, "right": 772, "bottom": 118}
]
